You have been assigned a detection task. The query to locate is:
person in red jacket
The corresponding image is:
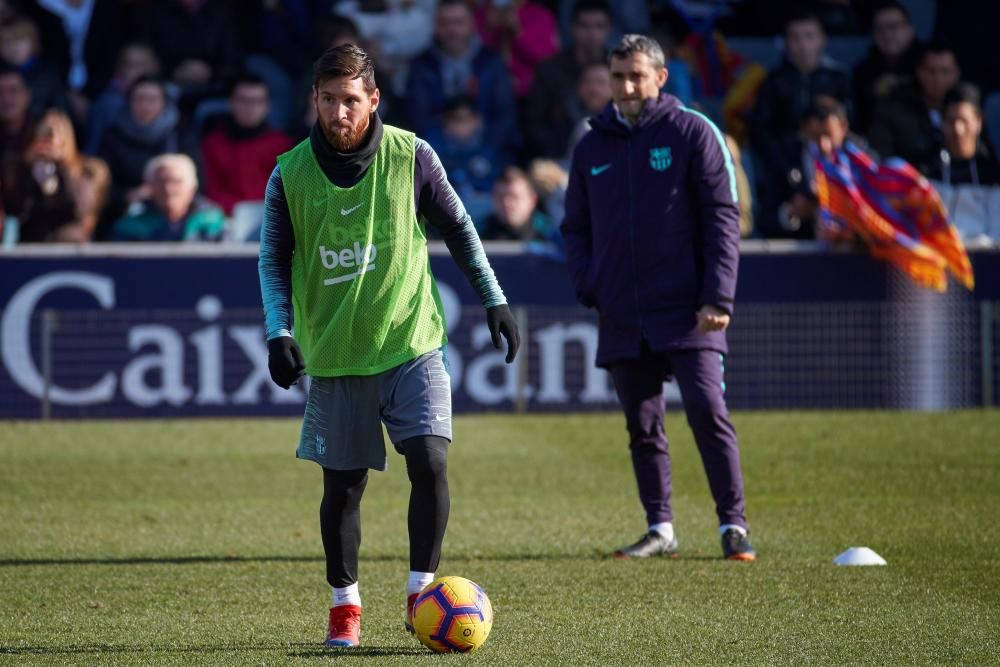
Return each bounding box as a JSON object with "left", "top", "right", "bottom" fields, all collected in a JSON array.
[{"left": 200, "top": 73, "right": 293, "bottom": 215}]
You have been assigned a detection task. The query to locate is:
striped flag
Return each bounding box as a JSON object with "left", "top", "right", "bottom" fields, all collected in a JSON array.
[{"left": 811, "top": 141, "right": 974, "bottom": 292}]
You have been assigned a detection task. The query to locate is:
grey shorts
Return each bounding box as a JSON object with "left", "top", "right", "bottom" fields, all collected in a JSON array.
[{"left": 296, "top": 349, "right": 452, "bottom": 471}]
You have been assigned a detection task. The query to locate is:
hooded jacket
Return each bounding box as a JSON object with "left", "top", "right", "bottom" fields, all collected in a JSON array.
[{"left": 561, "top": 93, "right": 740, "bottom": 366}]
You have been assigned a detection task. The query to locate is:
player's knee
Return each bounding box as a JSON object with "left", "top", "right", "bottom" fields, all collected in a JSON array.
[
  {"left": 404, "top": 436, "right": 449, "bottom": 485},
  {"left": 322, "top": 467, "right": 368, "bottom": 507}
]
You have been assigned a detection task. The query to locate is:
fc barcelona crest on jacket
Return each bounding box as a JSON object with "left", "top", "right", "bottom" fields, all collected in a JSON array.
[{"left": 649, "top": 146, "right": 672, "bottom": 171}]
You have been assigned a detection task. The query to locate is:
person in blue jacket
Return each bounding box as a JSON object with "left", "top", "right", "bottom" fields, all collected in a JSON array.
[
  {"left": 404, "top": 0, "right": 518, "bottom": 163},
  {"left": 561, "top": 34, "right": 756, "bottom": 561}
]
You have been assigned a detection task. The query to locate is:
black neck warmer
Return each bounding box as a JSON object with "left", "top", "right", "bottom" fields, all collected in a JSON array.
[{"left": 309, "top": 112, "right": 383, "bottom": 184}]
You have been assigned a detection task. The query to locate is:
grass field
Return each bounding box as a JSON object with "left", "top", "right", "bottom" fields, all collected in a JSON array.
[{"left": 1, "top": 411, "right": 998, "bottom": 665}]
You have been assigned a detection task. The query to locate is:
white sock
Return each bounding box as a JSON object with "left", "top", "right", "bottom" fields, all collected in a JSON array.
[
  {"left": 720, "top": 524, "right": 747, "bottom": 536},
  {"left": 407, "top": 571, "right": 435, "bottom": 597},
  {"left": 648, "top": 522, "right": 674, "bottom": 542},
  {"left": 333, "top": 582, "right": 361, "bottom": 607}
]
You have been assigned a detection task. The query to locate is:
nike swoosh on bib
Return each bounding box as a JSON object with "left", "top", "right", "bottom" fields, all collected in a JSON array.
[{"left": 341, "top": 203, "right": 364, "bottom": 216}]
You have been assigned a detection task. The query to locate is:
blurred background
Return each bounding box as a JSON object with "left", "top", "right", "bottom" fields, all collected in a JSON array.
[{"left": 1, "top": 0, "right": 998, "bottom": 419}]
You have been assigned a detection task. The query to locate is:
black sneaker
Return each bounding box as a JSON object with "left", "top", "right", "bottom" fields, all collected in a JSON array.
[
  {"left": 721, "top": 528, "right": 757, "bottom": 561},
  {"left": 613, "top": 531, "right": 679, "bottom": 559}
]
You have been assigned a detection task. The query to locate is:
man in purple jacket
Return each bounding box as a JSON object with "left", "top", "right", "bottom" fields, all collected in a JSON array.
[{"left": 561, "top": 35, "right": 756, "bottom": 561}]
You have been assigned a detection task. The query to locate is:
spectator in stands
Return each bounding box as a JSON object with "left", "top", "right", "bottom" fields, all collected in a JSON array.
[
  {"left": 249, "top": 0, "right": 328, "bottom": 80},
  {"left": 84, "top": 43, "right": 161, "bottom": 154},
  {"left": 0, "top": 65, "right": 34, "bottom": 220},
  {"left": 425, "top": 95, "right": 502, "bottom": 224},
  {"left": 750, "top": 9, "right": 850, "bottom": 238},
  {"left": 564, "top": 61, "right": 612, "bottom": 163},
  {"left": 798, "top": 95, "right": 882, "bottom": 241},
  {"left": 795, "top": 96, "right": 851, "bottom": 240},
  {"left": 556, "top": 0, "right": 649, "bottom": 44},
  {"left": 111, "top": 153, "right": 224, "bottom": 242},
  {"left": 0, "top": 16, "right": 69, "bottom": 117},
  {"left": 811, "top": 0, "right": 863, "bottom": 35},
  {"left": 98, "top": 75, "right": 196, "bottom": 235},
  {"left": 927, "top": 85, "right": 1000, "bottom": 242},
  {"left": 475, "top": 0, "right": 560, "bottom": 98},
  {"left": 17, "top": 0, "right": 126, "bottom": 107},
  {"left": 201, "top": 74, "right": 293, "bottom": 216},
  {"left": 334, "top": 0, "right": 436, "bottom": 85},
  {"left": 928, "top": 85, "right": 1000, "bottom": 186},
  {"left": 242, "top": 0, "right": 333, "bottom": 131},
  {"left": 868, "top": 41, "right": 960, "bottom": 175},
  {"left": 525, "top": 0, "right": 611, "bottom": 160},
  {"left": 17, "top": 109, "right": 109, "bottom": 243},
  {"left": 529, "top": 158, "right": 568, "bottom": 241},
  {"left": 406, "top": 0, "right": 518, "bottom": 160},
  {"left": 134, "top": 0, "right": 242, "bottom": 110},
  {"left": 480, "top": 166, "right": 554, "bottom": 241},
  {"left": 852, "top": 1, "right": 921, "bottom": 133}
]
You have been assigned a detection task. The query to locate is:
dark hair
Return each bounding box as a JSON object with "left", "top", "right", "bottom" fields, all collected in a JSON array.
[
  {"left": 943, "top": 83, "right": 982, "bottom": 115},
  {"left": 785, "top": 9, "right": 823, "bottom": 33},
  {"left": 917, "top": 39, "right": 956, "bottom": 66},
  {"left": 802, "top": 95, "right": 848, "bottom": 124},
  {"left": 229, "top": 72, "right": 268, "bottom": 96},
  {"left": 572, "top": 0, "right": 611, "bottom": 22},
  {"left": 609, "top": 34, "right": 665, "bottom": 70},
  {"left": 316, "top": 15, "right": 360, "bottom": 48},
  {"left": 442, "top": 94, "right": 477, "bottom": 116},
  {"left": 438, "top": 0, "right": 471, "bottom": 12},
  {"left": 0, "top": 62, "right": 27, "bottom": 86},
  {"left": 128, "top": 74, "right": 167, "bottom": 98},
  {"left": 871, "top": 1, "right": 911, "bottom": 24},
  {"left": 313, "top": 43, "right": 376, "bottom": 91}
]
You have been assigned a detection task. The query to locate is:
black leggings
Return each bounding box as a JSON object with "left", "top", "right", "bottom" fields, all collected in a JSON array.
[{"left": 321, "top": 435, "right": 450, "bottom": 588}]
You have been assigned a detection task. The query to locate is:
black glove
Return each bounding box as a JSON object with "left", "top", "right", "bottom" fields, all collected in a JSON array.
[
  {"left": 486, "top": 304, "right": 520, "bottom": 364},
  {"left": 267, "top": 336, "right": 306, "bottom": 389}
]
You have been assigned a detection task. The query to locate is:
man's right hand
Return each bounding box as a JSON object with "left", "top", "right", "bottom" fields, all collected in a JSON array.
[{"left": 267, "top": 336, "right": 306, "bottom": 389}]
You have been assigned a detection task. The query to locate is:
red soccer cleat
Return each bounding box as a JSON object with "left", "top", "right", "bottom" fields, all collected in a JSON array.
[
  {"left": 325, "top": 604, "right": 362, "bottom": 647},
  {"left": 405, "top": 593, "right": 419, "bottom": 634}
]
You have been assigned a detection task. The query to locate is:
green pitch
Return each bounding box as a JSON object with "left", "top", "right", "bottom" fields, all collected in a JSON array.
[{"left": 1, "top": 411, "right": 998, "bottom": 665}]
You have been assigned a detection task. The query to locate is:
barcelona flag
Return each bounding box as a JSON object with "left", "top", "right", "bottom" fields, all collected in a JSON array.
[{"left": 811, "top": 141, "right": 975, "bottom": 292}]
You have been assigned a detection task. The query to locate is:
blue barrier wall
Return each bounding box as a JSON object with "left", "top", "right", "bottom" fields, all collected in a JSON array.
[{"left": 1, "top": 243, "right": 997, "bottom": 418}]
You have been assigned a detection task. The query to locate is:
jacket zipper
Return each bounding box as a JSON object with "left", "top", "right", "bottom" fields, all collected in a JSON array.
[{"left": 627, "top": 131, "right": 643, "bottom": 337}]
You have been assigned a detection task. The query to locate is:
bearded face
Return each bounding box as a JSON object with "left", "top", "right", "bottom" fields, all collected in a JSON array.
[{"left": 314, "top": 77, "right": 379, "bottom": 152}]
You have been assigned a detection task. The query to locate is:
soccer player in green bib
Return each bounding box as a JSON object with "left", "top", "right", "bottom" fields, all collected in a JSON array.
[{"left": 257, "top": 44, "right": 519, "bottom": 648}]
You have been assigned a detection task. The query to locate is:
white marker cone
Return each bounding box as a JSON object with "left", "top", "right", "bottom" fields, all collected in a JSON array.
[{"left": 833, "top": 547, "right": 887, "bottom": 566}]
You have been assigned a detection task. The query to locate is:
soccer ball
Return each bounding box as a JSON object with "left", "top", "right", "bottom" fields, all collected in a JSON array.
[{"left": 411, "top": 575, "right": 493, "bottom": 653}]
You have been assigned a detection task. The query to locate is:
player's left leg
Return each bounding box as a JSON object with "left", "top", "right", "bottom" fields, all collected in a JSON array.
[
  {"left": 380, "top": 349, "right": 453, "bottom": 630},
  {"left": 400, "top": 435, "right": 450, "bottom": 630},
  {"left": 670, "top": 349, "right": 757, "bottom": 561}
]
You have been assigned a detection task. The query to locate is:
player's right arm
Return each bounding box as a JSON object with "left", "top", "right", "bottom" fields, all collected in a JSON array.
[{"left": 258, "top": 165, "right": 306, "bottom": 388}]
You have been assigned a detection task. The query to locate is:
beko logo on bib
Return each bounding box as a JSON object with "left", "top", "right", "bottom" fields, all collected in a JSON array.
[{"left": 319, "top": 243, "right": 377, "bottom": 285}]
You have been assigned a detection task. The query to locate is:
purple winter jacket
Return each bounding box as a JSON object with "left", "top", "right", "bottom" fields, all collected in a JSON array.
[{"left": 561, "top": 93, "right": 741, "bottom": 367}]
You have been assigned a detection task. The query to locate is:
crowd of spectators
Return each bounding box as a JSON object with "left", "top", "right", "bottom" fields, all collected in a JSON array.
[{"left": 1, "top": 0, "right": 998, "bottom": 246}]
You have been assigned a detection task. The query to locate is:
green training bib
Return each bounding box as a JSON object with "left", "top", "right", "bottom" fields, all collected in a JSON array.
[{"left": 278, "top": 125, "right": 447, "bottom": 376}]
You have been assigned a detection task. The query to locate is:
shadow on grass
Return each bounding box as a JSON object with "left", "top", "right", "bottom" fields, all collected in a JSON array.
[
  {"left": 289, "top": 647, "right": 428, "bottom": 658},
  {"left": 0, "top": 552, "right": 623, "bottom": 568},
  {"left": 0, "top": 643, "right": 427, "bottom": 659},
  {"left": 0, "top": 642, "right": 321, "bottom": 656}
]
